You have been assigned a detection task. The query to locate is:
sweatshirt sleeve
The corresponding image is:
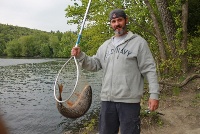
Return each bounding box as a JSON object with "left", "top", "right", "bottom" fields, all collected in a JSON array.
[
  {"left": 137, "top": 38, "right": 160, "bottom": 100},
  {"left": 76, "top": 50, "right": 102, "bottom": 72}
]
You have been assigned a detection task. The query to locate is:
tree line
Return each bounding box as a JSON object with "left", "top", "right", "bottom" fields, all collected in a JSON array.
[{"left": 0, "top": 24, "right": 78, "bottom": 58}]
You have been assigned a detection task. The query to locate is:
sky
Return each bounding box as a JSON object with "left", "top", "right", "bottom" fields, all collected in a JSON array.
[{"left": 0, "top": 0, "right": 78, "bottom": 32}]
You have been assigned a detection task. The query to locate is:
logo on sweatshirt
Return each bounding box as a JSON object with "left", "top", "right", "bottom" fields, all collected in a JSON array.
[{"left": 105, "top": 46, "right": 132, "bottom": 59}]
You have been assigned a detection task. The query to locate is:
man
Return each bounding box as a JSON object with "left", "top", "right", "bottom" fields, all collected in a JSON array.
[{"left": 71, "top": 9, "right": 159, "bottom": 134}]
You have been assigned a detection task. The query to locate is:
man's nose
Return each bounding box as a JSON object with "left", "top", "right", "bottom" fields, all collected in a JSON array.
[{"left": 116, "top": 21, "right": 120, "bottom": 25}]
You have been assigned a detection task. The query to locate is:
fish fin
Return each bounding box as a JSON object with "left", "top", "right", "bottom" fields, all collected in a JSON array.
[{"left": 67, "top": 101, "right": 74, "bottom": 107}]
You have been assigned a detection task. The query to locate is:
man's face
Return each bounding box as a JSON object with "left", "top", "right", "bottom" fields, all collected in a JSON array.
[{"left": 110, "top": 17, "right": 128, "bottom": 36}]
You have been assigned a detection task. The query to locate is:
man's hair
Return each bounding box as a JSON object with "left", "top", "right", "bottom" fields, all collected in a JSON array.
[{"left": 109, "top": 9, "right": 127, "bottom": 21}]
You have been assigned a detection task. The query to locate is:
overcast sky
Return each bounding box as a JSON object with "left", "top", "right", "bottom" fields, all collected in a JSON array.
[{"left": 0, "top": 0, "right": 78, "bottom": 32}]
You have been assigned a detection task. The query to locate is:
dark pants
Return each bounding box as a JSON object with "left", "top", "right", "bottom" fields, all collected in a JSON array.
[{"left": 99, "top": 101, "right": 141, "bottom": 134}]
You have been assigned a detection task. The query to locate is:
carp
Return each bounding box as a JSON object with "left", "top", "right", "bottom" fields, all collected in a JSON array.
[{"left": 56, "top": 83, "right": 92, "bottom": 118}]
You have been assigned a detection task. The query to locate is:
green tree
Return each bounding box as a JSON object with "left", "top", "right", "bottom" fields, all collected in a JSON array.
[
  {"left": 49, "top": 35, "right": 60, "bottom": 57},
  {"left": 57, "top": 31, "right": 77, "bottom": 57},
  {"left": 20, "top": 36, "right": 36, "bottom": 57},
  {"left": 0, "top": 34, "right": 6, "bottom": 56},
  {"left": 40, "top": 43, "right": 52, "bottom": 57},
  {"left": 188, "top": 0, "right": 200, "bottom": 36},
  {"left": 0, "top": 23, "right": 61, "bottom": 57},
  {"left": 5, "top": 39, "right": 21, "bottom": 57}
]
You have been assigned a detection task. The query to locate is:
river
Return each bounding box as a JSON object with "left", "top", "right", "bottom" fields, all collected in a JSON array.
[{"left": 0, "top": 58, "right": 102, "bottom": 134}]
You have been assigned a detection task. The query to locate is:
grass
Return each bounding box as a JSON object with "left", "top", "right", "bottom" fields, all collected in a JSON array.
[{"left": 191, "top": 93, "right": 200, "bottom": 107}]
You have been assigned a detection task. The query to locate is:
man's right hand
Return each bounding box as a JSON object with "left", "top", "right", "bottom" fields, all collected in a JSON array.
[{"left": 71, "top": 47, "right": 81, "bottom": 57}]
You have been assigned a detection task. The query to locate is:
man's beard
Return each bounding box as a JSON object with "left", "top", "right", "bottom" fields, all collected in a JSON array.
[{"left": 114, "top": 25, "right": 127, "bottom": 36}]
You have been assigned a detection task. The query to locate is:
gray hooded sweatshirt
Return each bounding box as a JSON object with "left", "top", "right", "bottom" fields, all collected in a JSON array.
[{"left": 77, "top": 31, "right": 160, "bottom": 103}]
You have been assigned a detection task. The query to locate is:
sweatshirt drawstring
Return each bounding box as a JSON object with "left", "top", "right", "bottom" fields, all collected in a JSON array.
[
  {"left": 116, "top": 35, "right": 137, "bottom": 59},
  {"left": 117, "top": 42, "right": 128, "bottom": 59}
]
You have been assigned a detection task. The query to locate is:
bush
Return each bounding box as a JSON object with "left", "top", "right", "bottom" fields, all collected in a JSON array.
[{"left": 188, "top": 37, "right": 200, "bottom": 66}]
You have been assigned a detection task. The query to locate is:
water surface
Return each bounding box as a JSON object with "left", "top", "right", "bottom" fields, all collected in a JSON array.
[{"left": 0, "top": 58, "right": 102, "bottom": 134}]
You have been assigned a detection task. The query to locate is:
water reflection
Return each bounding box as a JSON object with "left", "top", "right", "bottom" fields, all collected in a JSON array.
[{"left": 0, "top": 59, "right": 101, "bottom": 134}]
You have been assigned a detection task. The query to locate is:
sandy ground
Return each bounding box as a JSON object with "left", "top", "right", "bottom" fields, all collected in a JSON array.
[{"left": 141, "top": 78, "right": 200, "bottom": 134}]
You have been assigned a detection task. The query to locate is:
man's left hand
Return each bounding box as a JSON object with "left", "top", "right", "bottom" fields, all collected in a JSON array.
[{"left": 148, "top": 99, "right": 159, "bottom": 111}]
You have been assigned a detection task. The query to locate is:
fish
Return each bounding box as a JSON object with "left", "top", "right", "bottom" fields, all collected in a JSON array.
[{"left": 56, "top": 83, "right": 92, "bottom": 119}]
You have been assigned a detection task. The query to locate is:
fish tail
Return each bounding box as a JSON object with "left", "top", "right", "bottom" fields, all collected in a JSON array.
[{"left": 57, "top": 83, "right": 63, "bottom": 94}]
